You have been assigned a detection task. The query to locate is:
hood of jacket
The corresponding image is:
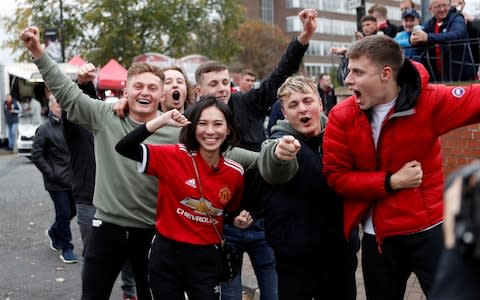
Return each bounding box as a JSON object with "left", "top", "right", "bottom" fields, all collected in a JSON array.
[{"left": 392, "top": 58, "right": 429, "bottom": 114}]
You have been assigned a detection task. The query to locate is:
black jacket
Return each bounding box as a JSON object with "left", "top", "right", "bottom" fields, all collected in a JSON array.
[
  {"left": 32, "top": 113, "right": 72, "bottom": 191},
  {"left": 228, "top": 37, "right": 308, "bottom": 152},
  {"left": 317, "top": 85, "right": 337, "bottom": 116},
  {"left": 62, "top": 82, "right": 98, "bottom": 205},
  {"left": 264, "top": 120, "right": 353, "bottom": 258},
  {"left": 228, "top": 37, "right": 308, "bottom": 221},
  {"left": 378, "top": 20, "right": 398, "bottom": 38}
]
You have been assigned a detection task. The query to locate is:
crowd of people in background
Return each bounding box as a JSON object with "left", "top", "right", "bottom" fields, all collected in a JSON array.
[
  {"left": 3, "top": 3, "right": 480, "bottom": 300},
  {"left": 331, "top": 0, "right": 480, "bottom": 83}
]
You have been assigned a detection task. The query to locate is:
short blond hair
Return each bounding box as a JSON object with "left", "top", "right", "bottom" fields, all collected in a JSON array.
[{"left": 277, "top": 75, "right": 320, "bottom": 106}]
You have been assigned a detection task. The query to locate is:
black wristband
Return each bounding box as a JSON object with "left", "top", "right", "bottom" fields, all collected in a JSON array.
[{"left": 385, "top": 173, "right": 394, "bottom": 192}]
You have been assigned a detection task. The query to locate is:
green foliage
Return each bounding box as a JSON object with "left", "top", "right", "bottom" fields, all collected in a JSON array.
[
  {"left": 231, "top": 20, "right": 290, "bottom": 79},
  {"left": 2, "top": 0, "right": 245, "bottom": 66},
  {"left": 1, "top": 0, "right": 85, "bottom": 62}
]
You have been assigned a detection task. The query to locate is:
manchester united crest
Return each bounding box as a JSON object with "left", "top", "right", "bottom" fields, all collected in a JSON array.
[{"left": 218, "top": 187, "right": 232, "bottom": 204}]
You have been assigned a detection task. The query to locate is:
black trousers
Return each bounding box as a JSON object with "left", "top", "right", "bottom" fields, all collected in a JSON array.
[
  {"left": 274, "top": 244, "right": 358, "bottom": 300},
  {"left": 149, "top": 233, "right": 221, "bottom": 300},
  {"left": 362, "top": 225, "right": 443, "bottom": 300},
  {"left": 81, "top": 220, "right": 155, "bottom": 300}
]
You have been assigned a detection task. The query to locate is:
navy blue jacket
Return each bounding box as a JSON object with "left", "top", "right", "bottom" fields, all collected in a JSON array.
[{"left": 422, "top": 8, "right": 474, "bottom": 81}]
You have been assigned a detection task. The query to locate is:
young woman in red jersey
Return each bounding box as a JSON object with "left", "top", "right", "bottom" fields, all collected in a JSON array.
[{"left": 116, "top": 96, "right": 252, "bottom": 300}]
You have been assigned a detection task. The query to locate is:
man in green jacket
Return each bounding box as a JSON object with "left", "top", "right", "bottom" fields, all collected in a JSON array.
[{"left": 21, "top": 26, "right": 179, "bottom": 300}]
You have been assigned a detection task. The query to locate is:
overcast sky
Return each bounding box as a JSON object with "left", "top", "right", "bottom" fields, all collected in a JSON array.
[
  {"left": 2, "top": 0, "right": 480, "bottom": 65},
  {"left": 0, "top": 0, "right": 17, "bottom": 64}
]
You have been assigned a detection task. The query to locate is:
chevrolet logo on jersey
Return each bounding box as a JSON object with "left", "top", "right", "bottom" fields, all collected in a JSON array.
[{"left": 180, "top": 197, "right": 223, "bottom": 216}]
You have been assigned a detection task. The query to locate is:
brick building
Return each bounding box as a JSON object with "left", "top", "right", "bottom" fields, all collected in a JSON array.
[
  {"left": 239, "top": 0, "right": 480, "bottom": 176},
  {"left": 240, "top": 0, "right": 410, "bottom": 78}
]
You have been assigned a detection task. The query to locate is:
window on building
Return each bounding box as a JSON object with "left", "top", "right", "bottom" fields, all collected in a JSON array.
[
  {"left": 306, "top": 40, "right": 353, "bottom": 56},
  {"left": 286, "top": 0, "right": 355, "bottom": 14},
  {"left": 261, "top": 0, "right": 274, "bottom": 24},
  {"left": 287, "top": 16, "right": 357, "bottom": 36}
]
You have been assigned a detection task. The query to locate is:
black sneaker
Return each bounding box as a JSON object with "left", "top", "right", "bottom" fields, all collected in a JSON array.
[{"left": 45, "top": 229, "right": 60, "bottom": 252}]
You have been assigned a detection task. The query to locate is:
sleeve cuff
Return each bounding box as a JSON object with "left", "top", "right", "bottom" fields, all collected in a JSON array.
[{"left": 385, "top": 173, "right": 394, "bottom": 192}]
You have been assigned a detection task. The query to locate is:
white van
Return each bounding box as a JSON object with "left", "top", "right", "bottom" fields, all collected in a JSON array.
[{"left": 0, "top": 62, "right": 78, "bottom": 156}]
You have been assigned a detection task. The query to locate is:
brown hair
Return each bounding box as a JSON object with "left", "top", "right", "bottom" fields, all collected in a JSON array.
[
  {"left": 400, "top": 0, "right": 416, "bottom": 10},
  {"left": 347, "top": 35, "right": 404, "bottom": 78},
  {"left": 240, "top": 68, "right": 256, "bottom": 79},
  {"left": 368, "top": 4, "right": 388, "bottom": 17},
  {"left": 127, "top": 62, "right": 165, "bottom": 81},
  {"left": 162, "top": 65, "right": 194, "bottom": 106},
  {"left": 361, "top": 15, "right": 377, "bottom": 24},
  {"left": 195, "top": 61, "right": 228, "bottom": 85}
]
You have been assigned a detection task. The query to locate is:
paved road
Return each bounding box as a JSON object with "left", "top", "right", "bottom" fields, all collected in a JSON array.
[
  {"left": 0, "top": 153, "right": 426, "bottom": 300},
  {"left": 0, "top": 154, "right": 123, "bottom": 300}
]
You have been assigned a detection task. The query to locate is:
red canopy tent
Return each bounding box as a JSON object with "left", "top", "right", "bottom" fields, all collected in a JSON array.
[
  {"left": 97, "top": 59, "right": 127, "bottom": 90},
  {"left": 67, "top": 55, "right": 86, "bottom": 67}
]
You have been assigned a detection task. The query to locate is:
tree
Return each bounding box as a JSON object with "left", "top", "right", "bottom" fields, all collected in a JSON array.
[
  {"left": 231, "top": 20, "right": 290, "bottom": 79},
  {"left": 1, "top": 0, "right": 245, "bottom": 66},
  {"left": 1, "top": 0, "right": 85, "bottom": 62}
]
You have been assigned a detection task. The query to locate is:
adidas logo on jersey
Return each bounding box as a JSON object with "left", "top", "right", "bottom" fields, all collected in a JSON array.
[{"left": 185, "top": 178, "right": 196, "bottom": 188}]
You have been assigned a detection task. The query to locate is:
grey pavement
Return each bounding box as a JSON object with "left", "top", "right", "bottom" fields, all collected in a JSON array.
[
  {"left": 0, "top": 153, "right": 123, "bottom": 300},
  {"left": 0, "top": 151, "right": 425, "bottom": 300}
]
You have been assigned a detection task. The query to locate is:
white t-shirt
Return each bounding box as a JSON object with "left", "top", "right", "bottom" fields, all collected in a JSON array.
[{"left": 363, "top": 98, "right": 396, "bottom": 235}]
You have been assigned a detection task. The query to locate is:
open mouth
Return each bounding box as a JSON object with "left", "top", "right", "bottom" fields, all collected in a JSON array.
[
  {"left": 300, "top": 117, "right": 311, "bottom": 124},
  {"left": 172, "top": 91, "right": 180, "bottom": 101},
  {"left": 137, "top": 98, "right": 151, "bottom": 104},
  {"left": 352, "top": 90, "right": 361, "bottom": 98}
]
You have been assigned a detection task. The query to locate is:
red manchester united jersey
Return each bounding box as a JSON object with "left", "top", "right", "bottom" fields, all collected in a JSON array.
[{"left": 140, "top": 144, "right": 244, "bottom": 245}]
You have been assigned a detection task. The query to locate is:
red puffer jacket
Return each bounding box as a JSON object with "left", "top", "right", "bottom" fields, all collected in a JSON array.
[{"left": 323, "top": 59, "right": 480, "bottom": 245}]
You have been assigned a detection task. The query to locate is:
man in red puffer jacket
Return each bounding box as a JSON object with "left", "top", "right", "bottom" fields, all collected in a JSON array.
[{"left": 323, "top": 34, "right": 480, "bottom": 300}]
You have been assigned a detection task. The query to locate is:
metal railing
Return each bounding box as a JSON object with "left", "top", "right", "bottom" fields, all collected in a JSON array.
[{"left": 403, "top": 37, "right": 479, "bottom": 83}]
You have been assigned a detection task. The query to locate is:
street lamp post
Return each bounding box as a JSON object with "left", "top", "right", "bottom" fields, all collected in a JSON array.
[
  {"left": 347, "top": 0, "right": 366, "bottom": 32},
  {"left": 356, "top": 0, "right": 366, "bottom": 32},
  {"left": 59, "top": 0, "right": 65, "bottom": 62}
]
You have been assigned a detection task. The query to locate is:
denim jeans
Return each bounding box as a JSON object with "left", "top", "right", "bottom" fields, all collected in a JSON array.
[
  {"left": 76, "top": 204, "right": 136, "bottom": 297},
  {"left": 48, "top": 190, "right": 76, "bottom": 251},
  {"left": 6, "top": 122, "right": 18, "bottom": 150},
  {"left": 221, "top": 218, "right": 278, "bottom": 300}
]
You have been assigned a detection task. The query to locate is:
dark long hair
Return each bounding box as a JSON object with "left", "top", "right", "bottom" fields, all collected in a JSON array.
[{"left": 180, "top": 96, "right": 239, "bottom": 153}]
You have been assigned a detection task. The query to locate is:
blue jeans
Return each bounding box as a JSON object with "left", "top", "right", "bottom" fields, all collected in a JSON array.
[
  {"left": 48, "top": 190, "right": 76, "bottom": 251},
  {"left": 76, "top": 203, "right": 136, "bottom": 297},
  {"left": 221, "top": 218, "right": 278, "bottom": 300},
  {"left": 6, "top": 122, "right": 18, "bottom": 150}
]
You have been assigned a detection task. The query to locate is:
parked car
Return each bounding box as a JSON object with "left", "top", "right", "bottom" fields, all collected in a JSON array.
[{"left": 16, "top": 114, "right": 41, "bottom": 158}]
